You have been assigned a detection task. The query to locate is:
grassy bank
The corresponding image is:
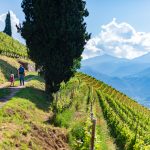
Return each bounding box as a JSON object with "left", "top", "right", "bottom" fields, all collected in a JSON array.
[
  {"left": 0, "top": 76, "right": 69, "bottom": 149},
  {"left": 0, "top": 56, "right": 20, "bottom": 84}
]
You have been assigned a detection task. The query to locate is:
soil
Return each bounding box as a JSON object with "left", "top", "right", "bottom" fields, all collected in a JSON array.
[{"left": 31, "top": 124, "right": 70, "bottom": 150}]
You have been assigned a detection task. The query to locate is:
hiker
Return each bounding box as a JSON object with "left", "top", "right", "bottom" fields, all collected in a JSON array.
[
  {"left": 10, "top": 73, "right": 15, "bottom": 87},
  {"left": 18, "top": 65, "right": 25, "bottom": 86}
]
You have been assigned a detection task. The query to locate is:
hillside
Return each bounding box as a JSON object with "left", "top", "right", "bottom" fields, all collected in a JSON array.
[
  {"left": 81, "top": 54, "right": 150, "bottom": 108},
  {"left": 0, "top": 77, "right": 69, "bottom": 149},
  {"left": 0, "top": 33, "right": 33, "bottom": 85},
  {"left": 0, "top": 70, "right": 149, "bottom": 149},
  {"left": 0, "top": 56, "right": 20, "bottom": 84},
  {"left": 0, "top": 56, "right": 34, "bottom": 85},
  {"left": 0, "top": 32, "right": 28, "bottom": 58},
  {"left": 0, "top": 73, "right": 116, "bottom": 150},
  {"left": 0, "top": 55, "right": 149, "bottom": 149},
  {"left": 76, "top": 73, "right": 150, "bottom": 149}
]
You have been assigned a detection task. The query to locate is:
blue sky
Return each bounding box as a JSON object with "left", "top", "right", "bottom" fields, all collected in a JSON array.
[
  {"left": 1, "top": 0, "right": 150, "bottom": 35},
  {"left": 1, "top": 0, "right": 150, "bottom": 59},
  {"left": 86, "top": 0, "right": 150, "bottom": 36},
  {"left": 0, "top": 0, "right": 24, "bottom": 21}
]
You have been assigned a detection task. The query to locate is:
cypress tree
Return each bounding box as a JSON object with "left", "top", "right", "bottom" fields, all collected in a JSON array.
[
  {"left": 3, "top": 11, "right": 12, "bottom": 36},
  {"left": 21, "top": 0, "right": 90, "bottom": 93}
]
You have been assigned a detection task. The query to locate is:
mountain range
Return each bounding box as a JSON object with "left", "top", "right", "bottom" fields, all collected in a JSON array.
[{"left": 81, "top": 53, "right": 150, "bottom": 108}]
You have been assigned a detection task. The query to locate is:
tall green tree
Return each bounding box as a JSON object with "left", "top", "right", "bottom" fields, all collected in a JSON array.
[
  {"left": 3, "top": 11, "right": 12, "bottom": 36},
  {"left": 21, "top": 0, "right": 90, "bottom": 93}
]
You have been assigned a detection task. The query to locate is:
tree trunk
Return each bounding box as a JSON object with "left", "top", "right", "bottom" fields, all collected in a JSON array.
[
  {"left": 45, "top": 77, "right": 52, "bottom": 94},
  {"left": 44, "top": 69, "right": 60, "bottom": 94},
  {"left": 45, "top": 75, "right": 58, "bottom": 94}
]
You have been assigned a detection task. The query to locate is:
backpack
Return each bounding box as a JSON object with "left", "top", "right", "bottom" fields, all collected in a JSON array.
[{"left": 19, "top": 67, "right": 25, "bottom": 74}]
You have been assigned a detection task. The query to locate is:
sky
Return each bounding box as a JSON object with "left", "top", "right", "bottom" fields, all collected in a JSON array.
[
  {"left": 0, "top": 0, "right": 23, "bottom": 22},
  {"left": 1, "top": 0, "right": 150, "bottom": 59},
  {"left": 0, "top": 0, "right": 24, "bottom": 43},
  {"left": 86, "top": 0, "right": 150, "bottom": 36}
]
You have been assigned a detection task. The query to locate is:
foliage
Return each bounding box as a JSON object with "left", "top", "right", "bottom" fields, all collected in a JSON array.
[
  {"left": 0, "top": 32, "right": 28, "bottom": 58},
  {"left": 51, "top": 76, "right": 110, "bottom": 150},
  {"left": 1, "top": 70, "right": 149, "bottom": 149},
  {"left": 3, "top": 12, "right": 12, "bottom": 37},
  {"left": 21, "top": 0, "right": 90, "bottom": 93},
  {"left": 77, "top": 72, "right": 150, "bottom": 150}
]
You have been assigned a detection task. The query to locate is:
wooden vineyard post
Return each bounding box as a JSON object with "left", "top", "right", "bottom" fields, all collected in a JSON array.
[{"left": 90, "top": 119, "right": 96, "bottom": 150}]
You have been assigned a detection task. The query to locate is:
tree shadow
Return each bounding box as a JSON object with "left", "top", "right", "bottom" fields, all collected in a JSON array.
[
  {"left": 0, "top": 59, "right": 18, "bottom": 80},
  {"left": 0, "top": 87, "right": 23, "bottom": 102},
  {"left": 0, "top": 88, "right": 11, "bottom": 100},
  {"left": 14, "top": 86, "right": 52, "bottom": 112}
]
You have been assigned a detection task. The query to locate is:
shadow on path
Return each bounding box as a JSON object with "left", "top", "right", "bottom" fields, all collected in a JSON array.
[
  {"left": 0, "top": 86, "right": 24, "bottom": 108},
  {"left": 0, "top": 75, "right": 51, "bottom": 112},
  {"left": 14, "top": 87, "right": 50, "bottom": 112},
  {"left": 0, "top": 76, "right": 39, "bottom": 108}
]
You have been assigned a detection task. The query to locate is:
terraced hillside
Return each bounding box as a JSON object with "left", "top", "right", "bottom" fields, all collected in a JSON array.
[
  {"left": 0, "top": 66, "right": 149, "bottom": 149},
  {"left": 0, "top": 73, "right": 117, "bottom": 150},
  {"left": 46, "top": 72, "right": 150, "bottom": 149},
  {"left": 76, "top": 72, "right": 150, "bottom": 150},
  {"left": 0, "top": 32, "right": 28, "bottom": 58}
]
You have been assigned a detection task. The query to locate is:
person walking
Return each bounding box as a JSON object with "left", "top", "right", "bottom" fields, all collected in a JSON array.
[{"left": 18, "top": 65, "right": 25, "bottom": 86}]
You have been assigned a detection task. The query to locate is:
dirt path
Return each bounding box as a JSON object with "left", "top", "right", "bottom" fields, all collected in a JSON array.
[
  {"left": 0, "top": 82, "right": 10, "bottom": 88},
  {"left": 0, "top": 77, "right": 34, "bottom": 108},
  {"left": 95, "top": 101, "right": 117, "bottom": 150}
]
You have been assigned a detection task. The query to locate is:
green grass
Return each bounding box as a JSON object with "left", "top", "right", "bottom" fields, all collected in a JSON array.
[
  {"left": 51, "top": 76, "right": 116, "bottom": 150},
  {"left": 95, "top": 100, "right": 117, "bottom": 150},
  {"left": 14, "top": 72, "right": 38, "bottom": 87},
  {"left": 0, "top": 76, "right": 69, "bottom": 149},
  {"left": 0, "top": 55, "right": 35, "bottom": 85},
  {"left": 3, "top": 71, "right": 149, "bottom": 149},
  {"left": 0, "top": 56, "right": 20, "bottom": 84}
]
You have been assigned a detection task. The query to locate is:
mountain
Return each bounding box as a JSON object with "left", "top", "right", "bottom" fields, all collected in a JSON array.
[
  {"left": 81, "top": 53, "right": 150, "bottom": 108},
  {"left": 82, "top": 54, "right": 127, "bottom": 64},
  {"left": 131, "top": 67, "right": 150, "bottom": 77},
  {"left": 132, "top": 53, "right": 150, "bottom": 63},
  {"left": 82, "top": 54, "right": 129, "bottom": 76},
  {"left": 81, "top": 54, "right": 150, "bottom": 77}
]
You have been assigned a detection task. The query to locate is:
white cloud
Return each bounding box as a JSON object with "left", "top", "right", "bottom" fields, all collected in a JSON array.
[
  {"left": 83, "top": 18, "right": 150, "bottom": 59},
  {"left": 0, "top": 13, "right": 6, "bottom": 23},
  {"left": 0, "top": 11, "right": 25, "bottom": 44}
]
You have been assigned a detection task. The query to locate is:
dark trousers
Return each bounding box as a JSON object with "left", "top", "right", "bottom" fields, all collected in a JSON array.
[{"left": 19, "top": 74, "right": 24, "bottom": 86}]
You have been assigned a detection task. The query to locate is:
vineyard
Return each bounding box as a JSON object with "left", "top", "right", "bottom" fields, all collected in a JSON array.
[
  {"left": 0, "top": 32, "right": 28, "bottom": 58},
  {"left": 51, "top": 72, "right": 150, "bottom": 150},
  {"left": 75, "top": 72, "right": 150, "bottom": 150},
  {"left": 0, "top": 67, "right": 149, "bottom": 149}
]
